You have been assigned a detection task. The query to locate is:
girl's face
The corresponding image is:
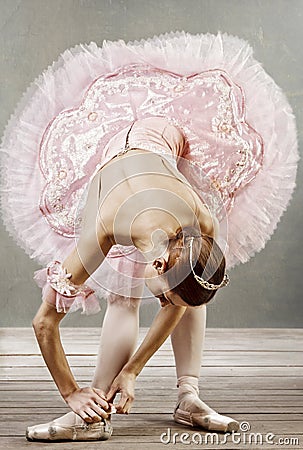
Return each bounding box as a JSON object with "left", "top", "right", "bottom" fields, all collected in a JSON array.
[{"left": 144, "top": 256, "right": 189, "bottom": 307}]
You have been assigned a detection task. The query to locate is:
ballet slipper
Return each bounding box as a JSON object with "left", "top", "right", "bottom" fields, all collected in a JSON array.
[
  {"left": 26, "top": 414, "right": 113, "bottom": 442},
  {"left": 173, "top": 383, "right": 239, "bottom": 433}
]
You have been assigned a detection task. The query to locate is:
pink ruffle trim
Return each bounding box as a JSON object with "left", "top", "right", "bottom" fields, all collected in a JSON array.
[{"left": 33, "top": 267, "right": 101, "bottom": 315}]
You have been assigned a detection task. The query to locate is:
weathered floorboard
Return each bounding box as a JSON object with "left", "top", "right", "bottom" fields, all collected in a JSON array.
[{"left": 0, "top": 328, "right": 302, "bottom": 449}]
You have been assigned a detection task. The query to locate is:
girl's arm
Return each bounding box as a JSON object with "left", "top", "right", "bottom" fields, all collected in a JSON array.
[
  {"left": 32, "top": 294, "right": 109, "bottom": 422},
  {"left": 106, "top": 303, "right": 186, "bottom": 412}
]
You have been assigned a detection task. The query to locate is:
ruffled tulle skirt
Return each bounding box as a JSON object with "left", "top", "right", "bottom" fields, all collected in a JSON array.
[{"left": 0, "top": 31, "right": 299, "bottom": 307}]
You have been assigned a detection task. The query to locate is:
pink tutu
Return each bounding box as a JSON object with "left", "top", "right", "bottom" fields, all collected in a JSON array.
[{"left": 0, "top": 32, "right": 298, "bottom": 312}]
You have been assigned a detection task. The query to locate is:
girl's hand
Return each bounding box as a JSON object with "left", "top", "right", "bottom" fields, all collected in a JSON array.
[
  {"left": 106, "top": 370, "right": 136, "bottom": 414},
  {"left": 64, "top": 387, "right": 109, "bottom": 423}
]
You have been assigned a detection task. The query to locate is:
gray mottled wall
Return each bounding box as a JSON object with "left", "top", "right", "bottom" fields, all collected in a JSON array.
[{"left": 0, "top": 0, "right": 302, "bottom": 327}]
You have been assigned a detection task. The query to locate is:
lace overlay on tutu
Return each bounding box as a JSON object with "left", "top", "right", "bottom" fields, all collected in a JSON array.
[
  {"left": 38, "top": 66, "right": 264, "bottom": 239},
  {"left": 0, "top": 32, "right": 299, "bottom": 313}
]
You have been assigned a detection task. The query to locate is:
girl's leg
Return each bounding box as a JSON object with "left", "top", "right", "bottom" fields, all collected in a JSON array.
[
  {"left": 91, "top": 285, "right": 143, "bottom": 393},
  {"left": 48, "top": 282, "right": 143, "bottom": 428},
  {"left": 171, "top": 305, "right": 206, "bottom": 380},
  {"left": 171, "top": 306, "right": 239, "bottom": 432}
]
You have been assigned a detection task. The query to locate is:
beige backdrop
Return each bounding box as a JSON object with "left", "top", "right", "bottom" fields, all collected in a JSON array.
[{"left": 0, "top": 0, "right": 302, "bottom": 327}]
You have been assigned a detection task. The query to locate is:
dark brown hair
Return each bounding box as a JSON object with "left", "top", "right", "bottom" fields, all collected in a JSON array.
[{"left": 165, "top": 226, "right": 226, "bottom": 306}]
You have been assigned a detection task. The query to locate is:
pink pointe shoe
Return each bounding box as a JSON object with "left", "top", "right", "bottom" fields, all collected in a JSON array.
[
  {"left": 173, "top": 383, "right": 239, "bottom": 433},
  {"left": 26, "top": 414, "right": 113, "bottom": 442},
  {"left": 174, "top": 406, "right": 239, "bottom": 432}
]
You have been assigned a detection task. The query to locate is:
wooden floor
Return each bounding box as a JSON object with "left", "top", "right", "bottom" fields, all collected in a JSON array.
[{"left": 0, "top": 328, "right": 302, "bottom": 449}]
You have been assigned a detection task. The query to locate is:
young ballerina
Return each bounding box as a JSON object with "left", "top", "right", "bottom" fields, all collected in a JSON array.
[
  {"left": 0, "top": 32, "right": 298, "bottom": 442},
  {"left": 26, "top": 116, "right": 234, "bottom": 441}
]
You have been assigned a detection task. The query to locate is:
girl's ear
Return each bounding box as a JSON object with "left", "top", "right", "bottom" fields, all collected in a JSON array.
[{"left": 152, "top": 257, "right": 167, "bottom": 274}]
